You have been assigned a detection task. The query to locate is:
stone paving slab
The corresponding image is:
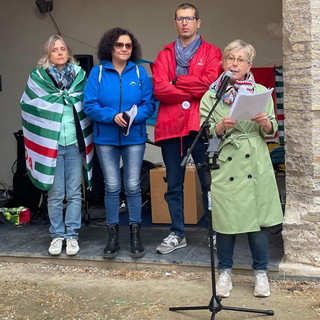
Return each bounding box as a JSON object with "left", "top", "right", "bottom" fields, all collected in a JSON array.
[{"left": 0, "top": 222, "right": 284, "bottom": 272}]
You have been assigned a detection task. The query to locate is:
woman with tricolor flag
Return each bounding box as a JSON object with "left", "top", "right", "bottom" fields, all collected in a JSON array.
[{"left": 20, "top": 35, "right": 94, "bottom": 257}]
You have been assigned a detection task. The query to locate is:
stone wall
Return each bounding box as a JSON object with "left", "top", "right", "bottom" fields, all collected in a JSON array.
[{"left": 282, "top": 0, "right": 320, "bottom": 271}]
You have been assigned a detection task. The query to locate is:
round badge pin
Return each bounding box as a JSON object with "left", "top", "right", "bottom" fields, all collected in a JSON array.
[{"left": 182, "top": 101, "right": 190, "bottom": 109}]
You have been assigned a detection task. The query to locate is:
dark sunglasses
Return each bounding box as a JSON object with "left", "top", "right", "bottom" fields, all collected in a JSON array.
[{"left": 114, "top": 42, "right": 133, "bottom": 49}]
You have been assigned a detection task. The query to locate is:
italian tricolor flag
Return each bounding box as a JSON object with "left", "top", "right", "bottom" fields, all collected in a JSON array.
[{"left": 20, "top": 66, "right": 93, "bottom": 191}]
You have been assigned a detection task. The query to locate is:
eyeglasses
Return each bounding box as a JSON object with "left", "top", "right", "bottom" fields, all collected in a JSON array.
[
  {"left": 175, "top": 16, "right": 198, "bottom": 23},
  {"left": 114, "top": 42, "right": 133, "bottom": 49},
  {"left": 225, "top": 56, "right": 249, "bottom": 66}
]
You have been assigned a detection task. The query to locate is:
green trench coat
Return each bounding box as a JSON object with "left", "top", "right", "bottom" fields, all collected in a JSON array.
[{"left": 200, "top": 84, "right": 284, "bottom": 234}]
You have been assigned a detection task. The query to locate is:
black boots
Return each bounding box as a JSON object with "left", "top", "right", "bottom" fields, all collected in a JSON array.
[
  {"left": 103, "top": 223, "right": 145, "bottom": 259},
  {"left": 130, "top": 223, "right": 145, "bottom": 258},
  {"left": 103, "top": 224, "right": 120, "bottom": 258}
]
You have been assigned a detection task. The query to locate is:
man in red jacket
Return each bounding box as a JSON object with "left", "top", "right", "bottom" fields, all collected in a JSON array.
[{"left": 152, "top": 3, "right": 222, "bottom": 254}]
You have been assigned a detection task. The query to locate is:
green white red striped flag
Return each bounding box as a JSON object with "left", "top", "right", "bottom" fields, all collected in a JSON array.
[{"left": 20, "top": 65, "right": 93, "bottom": 191}]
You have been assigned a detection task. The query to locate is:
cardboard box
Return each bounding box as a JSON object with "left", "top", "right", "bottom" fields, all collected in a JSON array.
[{"left": 150, "top": 166, "right": 204, "bottom": 224}]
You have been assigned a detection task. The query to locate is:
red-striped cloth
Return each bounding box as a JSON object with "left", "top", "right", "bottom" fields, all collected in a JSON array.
[
  {"left": 20, "top": 65, "right": 94, "bottom": 191},
  {"left": 252, "top": 67, "right": 284, "bottom": 143}
]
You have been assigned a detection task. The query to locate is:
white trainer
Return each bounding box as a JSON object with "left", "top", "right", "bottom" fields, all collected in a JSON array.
[
  {"left": 254, "top": 273, "right": 270, "bottom": 297},
  {"left": 48, "top": 237, "right": 64, "bottom": 256},
  {"left": 216, "top": 271, "right": 233, "bottom": 298},
  {"left": 66, "top": 238, "right": 80, "bottom": 256}
]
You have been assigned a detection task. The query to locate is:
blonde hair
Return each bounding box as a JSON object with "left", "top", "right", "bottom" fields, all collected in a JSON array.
[
  {"left": 37, "top": 34, "right": 78, "bottom": 69},
  {"left": 223, "top": 39, "right": 256, "bottom": 64}
]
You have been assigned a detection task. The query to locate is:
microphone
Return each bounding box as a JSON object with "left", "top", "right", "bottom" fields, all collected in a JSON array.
[{"left": 215, "top": 71, "right": 233, "bottom": 100}]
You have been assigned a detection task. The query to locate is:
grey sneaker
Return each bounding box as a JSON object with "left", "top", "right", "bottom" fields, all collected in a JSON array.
[
  {"left": 156, "top": 232, "right": 187, "bottom": 254},
  {"left": 66, "top": 238, "right": 80, "bottom": 256},
  {"left": 216, "top": 271, "right": 233, "bottom": 298},
  {"left": 254, "top": 273, "right": 270, "bottom": 297},
  {"left": 48, "top": 237, "right": 64, "bottom": 256}
]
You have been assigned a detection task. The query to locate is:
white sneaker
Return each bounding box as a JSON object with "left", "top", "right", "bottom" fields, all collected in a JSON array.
[
  {"left": 156, "top": 232, "right": 187, "bottom": 254},
  {"left": 48, "top": 238, "right": 64, "bottom": 256},
  {"left": 254, "top": 273, "right": 270, "bottom": 297},
  {"left": 216, "top": 271, "right": 233, "bottom": 298},
  {"left": 66, "top": 238, "right": 80, "bottom": 256}
]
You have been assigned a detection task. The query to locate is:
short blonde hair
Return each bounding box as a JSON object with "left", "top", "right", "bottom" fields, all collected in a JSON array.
[
  {"left": 223, "top": 39, "right": 256, "bottom": 64},
  {"left": 37, "top": 34, "right": 78, "bottom": 69}
]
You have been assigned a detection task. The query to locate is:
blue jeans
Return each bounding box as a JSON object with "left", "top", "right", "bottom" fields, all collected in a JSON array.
[
  {"left": 161, "top": 133, "right": 209, "bottom": 238},
  {"left": 96, "top": 144, "right": 145, "bottom": 225},
  {"left": 216, "top": 229, "right": 269, "bottom": 272},
  {"left": 48, "top": 144, "right": 83, "bottom": 240}
]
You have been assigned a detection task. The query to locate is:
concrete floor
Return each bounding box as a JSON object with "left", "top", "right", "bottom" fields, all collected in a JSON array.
[{"left": 0, "top": 206, "right": 284, "bottom": 274}]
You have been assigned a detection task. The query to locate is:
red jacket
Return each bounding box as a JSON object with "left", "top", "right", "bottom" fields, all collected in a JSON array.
[{"left": 152, "top": 37, "right": 222, "bottom": 143}]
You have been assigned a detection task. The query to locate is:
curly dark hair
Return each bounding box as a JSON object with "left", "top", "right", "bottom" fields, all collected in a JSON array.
[{"left": 97, "top": 27, "right": 142, "bottom": 62}]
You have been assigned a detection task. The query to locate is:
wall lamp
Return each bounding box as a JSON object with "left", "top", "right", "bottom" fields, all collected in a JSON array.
[
  {"left": 35, "top": 0, "right": 61, "bottom": 35},
  {"left": 35, "top": 0, "right": 53, "bottom": 14}
]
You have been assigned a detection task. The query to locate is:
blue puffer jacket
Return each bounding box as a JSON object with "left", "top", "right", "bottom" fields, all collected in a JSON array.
[{"left": 83, "top": 60, "right": 155, "bottom": 146}]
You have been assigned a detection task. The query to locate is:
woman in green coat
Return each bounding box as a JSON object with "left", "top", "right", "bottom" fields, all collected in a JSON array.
[{"left": 200, "top": 39, "right": 283, "bottom": 299}]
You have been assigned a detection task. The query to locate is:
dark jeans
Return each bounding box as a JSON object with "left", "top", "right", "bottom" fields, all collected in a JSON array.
[
  {"left": 161, "top": 133, "right": 209, "bottom": 238},
  {"left": 216, "top": 228, "right": 269, "bottom": 271}
]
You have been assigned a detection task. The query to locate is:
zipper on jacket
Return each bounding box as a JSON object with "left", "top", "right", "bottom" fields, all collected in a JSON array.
[
  {"left": 118, "top": 75, "right": 123, "bottom": 145},
  {"left": 119, "top": 75, "right": 123, "bottom": 110}
]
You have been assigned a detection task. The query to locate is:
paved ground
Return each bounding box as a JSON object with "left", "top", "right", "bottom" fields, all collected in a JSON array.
[{"left": 0, "top": 218, "right": 284, "bottom": 272}]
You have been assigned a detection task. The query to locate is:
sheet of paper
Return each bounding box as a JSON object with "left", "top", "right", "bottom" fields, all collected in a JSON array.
[
  {"left": 122, "top": 104, "right": 137, "bottom": 136},
  {"left": 229, "top": 87, "right": 274, "bottom": 121}
]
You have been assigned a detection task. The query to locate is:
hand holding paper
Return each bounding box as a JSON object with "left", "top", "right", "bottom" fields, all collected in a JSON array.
[
  {"left": 120, "top": 104, "right": 137, "bottom": 136},
  {"left": 229, "top": 87, "right": 274, "bottom": 121}
]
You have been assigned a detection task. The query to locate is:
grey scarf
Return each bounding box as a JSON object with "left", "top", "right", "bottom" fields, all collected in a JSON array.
[{"left": 175, "top": 33, "right": 202, "bottom": 76}]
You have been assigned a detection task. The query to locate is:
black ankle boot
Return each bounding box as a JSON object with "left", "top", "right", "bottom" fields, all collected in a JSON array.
[
  {"left": 103, "top": 224, "right": 120, "bottom": 258},
  {"left": 129, "top": 223, "right": 145, "bottom": 258}
]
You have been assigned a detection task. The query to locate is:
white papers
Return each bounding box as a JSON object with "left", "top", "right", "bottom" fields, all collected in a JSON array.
[
  {"left": 121, "top": 104, "right": 137, "bottom": 136},
  {"left": 229, "top": 87, "right": 274, "bottom": 121}
]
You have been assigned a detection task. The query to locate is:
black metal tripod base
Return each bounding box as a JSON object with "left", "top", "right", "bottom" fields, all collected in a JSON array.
[{"left": 169, "top": 296, "right": 274, "bottom": 319}]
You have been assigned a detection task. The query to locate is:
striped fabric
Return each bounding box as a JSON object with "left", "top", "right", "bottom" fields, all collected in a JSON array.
[
  {"left": 20, "top": 65, "right": 94, "bottom": 191},
  {"left": 275, "top": 66, "right": 285, "bottom": 144},
  {"left": 251, "top": 66, "right": 285, "bottom": 144}
]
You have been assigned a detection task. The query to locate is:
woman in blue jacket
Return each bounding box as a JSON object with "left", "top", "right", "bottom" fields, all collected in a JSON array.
[{"left": 84, "top": 28, "right": 155, "bottom": 259}]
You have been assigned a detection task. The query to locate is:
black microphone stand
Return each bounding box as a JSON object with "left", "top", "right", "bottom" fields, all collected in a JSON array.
[{"left": 169, "top": 93, "right": 274, "bottom": 319}]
